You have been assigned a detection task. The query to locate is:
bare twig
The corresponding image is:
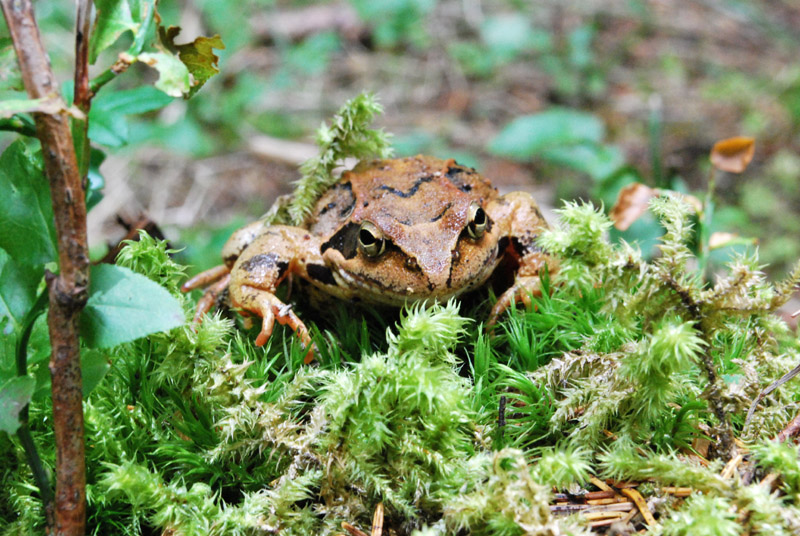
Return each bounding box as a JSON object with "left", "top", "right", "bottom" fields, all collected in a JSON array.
[
  {"left": 745, "top": 361, "right": 800, "bottom": 429},
  {"left": 73, "top": 0, "right": 93, "bottom": 180},
  {"left": 1, "top": 1, "right": 90, "bottom": 534},
  {"left": 74, "top": 0, "right": 91, "bottom": 111}
]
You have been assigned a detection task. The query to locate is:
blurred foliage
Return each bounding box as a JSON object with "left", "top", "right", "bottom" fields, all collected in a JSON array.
[{"left": 5, "top": 0, "right": 799, "bottom": 274}]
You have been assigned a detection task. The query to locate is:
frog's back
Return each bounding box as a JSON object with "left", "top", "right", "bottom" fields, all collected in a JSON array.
[{"left": 307, "top": 155, "right": 497, "bottom": 238}]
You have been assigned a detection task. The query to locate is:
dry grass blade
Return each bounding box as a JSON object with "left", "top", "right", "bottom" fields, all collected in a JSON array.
[
  {"left": 371, "top": 502, "right": 384, "bottom": 536},
  {"left": 341, "top": 522, "right": 369, "bottom": 536},
  {"left": 662, "top": 487, "right": 693, "bottom": 497},
  {"left": 721, "top": 453, "right": 743, "bottom": 479},
  {"left": 620, "top": 488, "right": 658, "bottom": 527}
]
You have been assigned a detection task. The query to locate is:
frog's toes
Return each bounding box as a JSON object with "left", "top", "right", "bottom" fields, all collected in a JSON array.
[
  {"left": 237, "top": 286, "right": 312, "bottom": 360},
  {"left": 488, "top": 276, "right": 543, "bottom": 326},
  {"left": 254, "top": 308, "right": 275, "bottom": 347},
  {"left": 191, "top": 272, "right": 231, "bottom": 324}
]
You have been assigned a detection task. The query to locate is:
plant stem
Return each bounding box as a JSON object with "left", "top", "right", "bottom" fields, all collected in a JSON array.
[
  {"left": 15, "top": 288, "right": 54, "bottom": 527},
  {"left": 696, "top": 167, "right": 717, "bottom": 280},
  {"left": 648, "top": 94, "right": 664, "bottom": 188},
  {"left": 87, "top": 0, "right": 155, "bottom": 95},
  {"left": 72, "top": 0, "right": 93, "bottom": 180},
  {"left": 0, "top": 114, "right": 37, "bottom": 136},
  {"left": 1, "top": 1, "right": 90, "bottom": 534}
]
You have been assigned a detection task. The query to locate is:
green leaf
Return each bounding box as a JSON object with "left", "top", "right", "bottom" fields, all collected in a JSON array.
[
  {"left": 480, "top": 14, "right": 537, "bottom": 62},
  {"left": 0, "top": 96, "right": 65, "bottom": 118},
  {"left": 136, "top": 52, "right": 191, "bottom": 97},
  {"left": 81, "top": 349, "right": 111, "bottom": 396},
  {"left": 80, "top": 264, "right": 184, "bottom": 349},
  {"left": 0, "top": 249, "right": 42, "bottom": 335},
  {"left": 159, "top": 27, "right": 225, "bottom": 98},
  {"left": 87, "top": 148, "right": 106, "bottom": 211},
  {"left": 92, "top": 86, "right": 174, "bottom": 115},
  {"left": 0, "top": 140, "right": 58, "bottom": 266},
  {"left": 88, "top": 107, "right": 129, "bottom": 147},
  {"left": 0, "top": 376, "right": 35, "bottom": 435},
  {"left": 489, "top": 108, "right": 605, "bottom": 160},
  {"left": 0, "top": 38, "right": 23, "bottom": 91},
  {"left": 90, "top": 0, "right": 141, "bottom": 64},
  {"left": 88, "top": 87, "right": 174, "bottom": 147},
  {"left": 541, "top": 143, "right": 625, "bottom": 181}
]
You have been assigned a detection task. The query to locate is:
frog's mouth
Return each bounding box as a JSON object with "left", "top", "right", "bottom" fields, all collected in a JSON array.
[
  {"left": 323, "top": 250, "right": 497, "bottom": 307},
  {"left": 328, "top": 262, "right": 461, "bottom": 306}
]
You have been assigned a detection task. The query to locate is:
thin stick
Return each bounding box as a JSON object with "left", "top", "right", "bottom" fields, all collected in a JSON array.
[
  {"left": 72, "top": 0, "right": 93, "bottom": 180},
  {"left": 1, "top": 1, "right": 90, "bottom": 534},
  {"left": 745, "top": 361, "right": 800, "bottom": 429}
]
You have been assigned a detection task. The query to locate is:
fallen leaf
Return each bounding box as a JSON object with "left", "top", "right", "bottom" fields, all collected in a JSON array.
[
  {"left": 710, "top": 136, "right": 755, "bottom": 173},
  {"left": 609, "top": 183, "right": 658, "bottom": 231}
]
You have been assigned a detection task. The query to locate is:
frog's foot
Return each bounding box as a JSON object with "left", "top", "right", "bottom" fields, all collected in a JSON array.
[
  {"left": 181, "top": 265, "right": 232, "bottom": 324},
  {"left": 238, "top": 286, "right": 314, "bottom": 364},
  {"left": 182, "top": 264, "right": 230, "bottom": 292},
  {"left": 487, "top": 276, "right": 542, "bottom": 327},
  {"left": 191, "top": 273, "right": 231, "bottom": 324}
]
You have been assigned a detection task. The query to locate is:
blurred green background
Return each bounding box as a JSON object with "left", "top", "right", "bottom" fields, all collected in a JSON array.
[{"left": 3, "top": 0, "right": 800, "bottom": 278}]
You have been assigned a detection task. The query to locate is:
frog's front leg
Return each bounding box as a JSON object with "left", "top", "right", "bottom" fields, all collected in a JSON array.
[
  {"left": 182, "top": 220, "right": 271, "bottom": 320},
  {"left": 487, "top": 191, "right": 556, "bottom": 325},
  {"left": 228, "top": 225, "right": 338, "bottom": 363}
]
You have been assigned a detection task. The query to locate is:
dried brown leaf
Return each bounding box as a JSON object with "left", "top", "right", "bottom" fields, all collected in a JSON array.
[
  {"left": 710, "top": 136, "right": 755, "bottom": 173},
  {"left": 609, "top": 183, "right": 658, "bottom": 231}
]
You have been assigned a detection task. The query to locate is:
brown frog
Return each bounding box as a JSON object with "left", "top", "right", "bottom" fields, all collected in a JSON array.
[{"left": 182, "top": 155, "right": 552, "bottom": 361}]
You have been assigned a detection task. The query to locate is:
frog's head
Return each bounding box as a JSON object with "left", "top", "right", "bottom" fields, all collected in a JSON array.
[{"left": 320, "top": 197, "right": 504, "bottom": 306}]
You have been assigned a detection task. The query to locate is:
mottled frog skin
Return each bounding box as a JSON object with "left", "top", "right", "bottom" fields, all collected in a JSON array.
[{"left": 183, "top": 155, "right": 552, "bottom": 361}]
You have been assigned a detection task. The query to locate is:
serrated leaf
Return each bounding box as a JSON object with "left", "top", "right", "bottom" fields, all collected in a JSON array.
[
  {"left": 0, "top": 376, "right": 35, "bottom": 434},
  {"left": 159, "top": 27, "right": 224, "bottom": 98},
  {"left": 80, "top": 264, "right": 184, "bottom": 349},
  {"left": 0, "top": 249, "right": 43, "bottom": 335},
  {"left": 0, "top": 140, "right": 58, "bottom": 266},
  {"left": 489, "top": 108, "right": 605, "bottom": 160},
  {"left": 90, "top": 0, "right": 140, "bottom": 64},
  {"left": 136, "top": 52, "right": 191, "bottom": 97}
]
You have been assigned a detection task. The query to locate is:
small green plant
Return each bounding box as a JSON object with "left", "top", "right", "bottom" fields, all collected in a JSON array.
[{"left": 0, "top": 0, "right": 223, "bottom": 531}]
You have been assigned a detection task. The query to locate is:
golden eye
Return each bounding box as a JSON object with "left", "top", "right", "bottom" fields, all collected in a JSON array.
[
  {"left": 358, "top": 221, "right": 386, "bottom": 258},
  {"left": 467, "top": 201, "right": 487, "bottom": 239}
]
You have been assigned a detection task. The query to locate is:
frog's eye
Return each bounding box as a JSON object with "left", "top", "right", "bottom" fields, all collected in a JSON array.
[
  {"left": 358, "top": 221, "right": 386, "bottom": 258},
  {"left": 467, "top": 201, "right": 487, "bottom": 239}
]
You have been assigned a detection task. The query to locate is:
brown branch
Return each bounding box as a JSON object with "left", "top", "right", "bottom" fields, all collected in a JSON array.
[
  {"left": 73, "top": 0, "right": 93, "bottom": 181},
  {"left": 74, "top": 0, "right": 91, "bottom": 110},
  {"left": 1, "top": 1, "right": 89, "bottom": 535}
]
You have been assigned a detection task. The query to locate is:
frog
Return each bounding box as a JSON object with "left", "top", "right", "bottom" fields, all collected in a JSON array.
[{"left": 182, "top": 155, "right": 553, "bottom": 362}]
